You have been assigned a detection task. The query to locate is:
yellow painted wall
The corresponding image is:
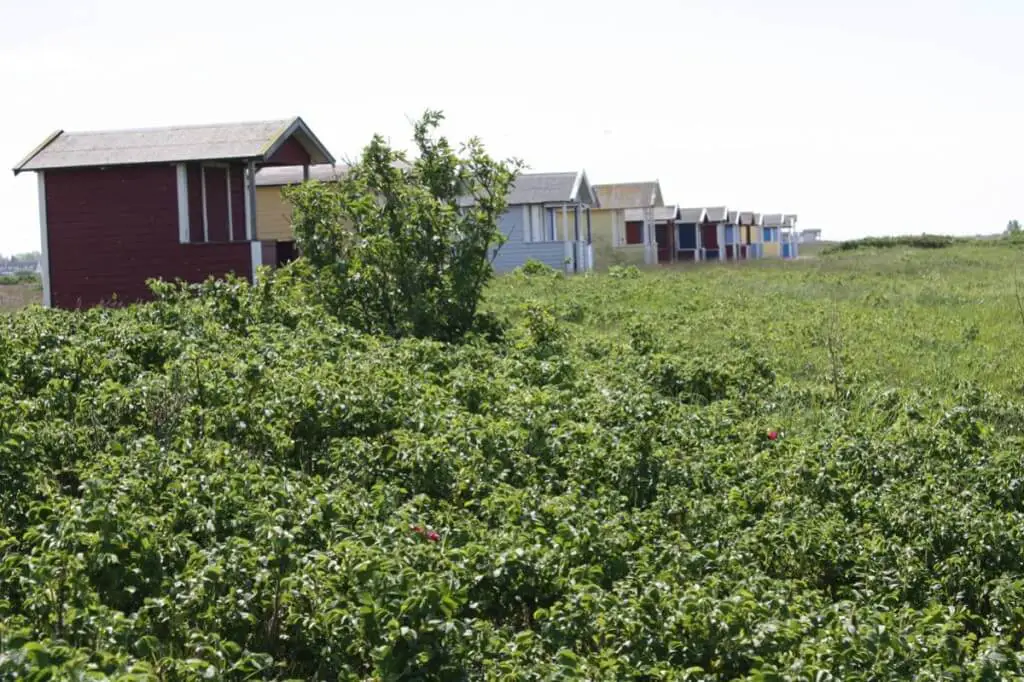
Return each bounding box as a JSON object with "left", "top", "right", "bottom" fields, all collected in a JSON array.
[
  {"left": 745, "top": 225, "right": 763, "bottom": 246},
  {"left": 584, "top": 208, "right": 649, "bottom": 269},
  {"left": 256, "top": 185, "right": 354, "bottom": 241},
  {"left": 552, "top": 208, "right": 586, "bottom": 241},
  {"left": 255, "top": 187, "right": 294, "bottom": 241},
  {"left": 763, "top": 242, "right": 781, "bottom": 258},
  {"left": 589, "top": 209, "right": 617, "bottom": 269}
]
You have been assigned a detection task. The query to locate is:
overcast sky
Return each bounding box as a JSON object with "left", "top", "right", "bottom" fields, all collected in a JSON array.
[{"left": 1, "top": 0, "right": 1022, "bottom": 254}]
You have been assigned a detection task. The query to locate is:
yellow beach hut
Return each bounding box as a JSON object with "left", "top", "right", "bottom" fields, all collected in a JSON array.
[{"left": 588, "top": 181, "right": 665, "bottom": 269}]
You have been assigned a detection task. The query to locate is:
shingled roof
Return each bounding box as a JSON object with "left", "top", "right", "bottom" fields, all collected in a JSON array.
[
  {"left": 677, "top": 207, "right": 709, "bottom": 223},
  {"left": 592, "top": 181, "right": 663, "bottom": 209},
  {"left": 460, "top": 170, "right": 596, "bottom": 207},
  {"left": 508, "top": 171, "right": 596, "bottom": 205},
  {"left": 705, "top": 206, "right": 729, "bottom": 222},
  {"left": 12, "top": 116, "right": 335, "bottom": 175}
]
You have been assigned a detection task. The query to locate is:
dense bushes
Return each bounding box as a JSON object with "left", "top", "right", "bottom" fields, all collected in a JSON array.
[
  {"left": 0, "top": 271, "right": 39, "bottom": 286},
  {"left": 822, "top": 234, "right": 958, "bottom": 254},
  {"left": 4, "top": 262, "right": 1024, "bottom": 678}
]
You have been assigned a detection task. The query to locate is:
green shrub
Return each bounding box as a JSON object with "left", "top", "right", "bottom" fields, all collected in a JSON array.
[
  {"left": 607, "top": 264, "right": 641, "bottom": 279},
  {"left": 515, "top": 259, "right": 560, "bottom": 277},
  {"left": 0, "top": 271, "right": 39, "bottom": 286},
  {"left": 822, "top": 234, "right": 957, "bottom": 254},
  {"left": 4, "top": 243, "right": 1024, "bottom": 677},
  {"left": 285, "top": 110, "right": 522, "bottom": 342}
]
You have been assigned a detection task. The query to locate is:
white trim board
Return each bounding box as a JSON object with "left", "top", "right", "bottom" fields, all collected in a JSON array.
[
  {"left": 250, "top": 241, "right": 262, "bottom": 284},
  {"left": 37, "top": 172, "right": 51, "bottom": 308},
  {"left": 226, "top": 166, "right": 234, "bottom": 240},
  {"left": 245, "top": 161, "right": 256, "bottom": 240},
  {"left": 200, "top": 164, "right": 209, "bottom": 241},
  {"left": 176, "top": 164, "right": 190, "bottom": 243}
]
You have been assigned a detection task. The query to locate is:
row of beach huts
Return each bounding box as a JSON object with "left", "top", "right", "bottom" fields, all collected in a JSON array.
[
  {"left": 256, "top": 168, "right": 803, "bottom": 275},
  {"left": 12, "top": 116, "right": 805, "bottom": 309}
]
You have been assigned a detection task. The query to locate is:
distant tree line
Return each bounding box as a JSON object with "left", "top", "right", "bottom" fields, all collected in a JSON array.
[{"left": 0, "top": 251, "right": 41, "bottom": 263}]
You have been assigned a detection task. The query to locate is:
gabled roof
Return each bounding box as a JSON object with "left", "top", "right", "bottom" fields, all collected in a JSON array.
[
  {"left": 653, "top": 205, "right": 678, "bottom": 222},
  {"left": 677, "top": 207, "right": 708, "bottom": 223},
  {"left": 738, "top": 211, "right": 763, "bottom": 226},
  {"left": 784, "top": 214, "right": 799, "bottom": 227},
  {"left": 762, "top": 213, "right": 785, "bottom": 227},
  {"left": 727, "top": 210, "right": 740, "bottom": 224},
  {"left": 705, "top": 206, "right": 729, "bottom": 222},
  {"left": 456, "top": 170, "right": 596, "bottom": 208},
  {"left": 12, "top": 116, "right": 335, "bottom": 175},
  {"left": 504, "top": 170, "right": 597, "bottom": 206},
  {"left": 623, "top": 205, "right": 678, "bottom": 222},
  {"left": 592, "top": 181, "right": 664, "bottom": 209}
]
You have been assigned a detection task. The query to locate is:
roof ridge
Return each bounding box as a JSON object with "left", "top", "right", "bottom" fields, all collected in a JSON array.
[{"left": 59, "top": 117, "right": 297, "bottom": 136}]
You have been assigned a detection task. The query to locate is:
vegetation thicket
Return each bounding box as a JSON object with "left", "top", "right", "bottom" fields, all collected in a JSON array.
[{"left": 4, "top": 114, "right": 1024, "bottom": 679}]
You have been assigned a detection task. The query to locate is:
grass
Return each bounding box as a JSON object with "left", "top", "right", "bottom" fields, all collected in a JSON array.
[
  {"left": 486, "top": 241, "right": 1024, "bottom": 396},
  {"left": 0, "top": 282, "right": 41, "bottom": 311}
]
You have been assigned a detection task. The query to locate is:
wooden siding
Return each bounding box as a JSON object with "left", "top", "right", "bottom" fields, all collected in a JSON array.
[
  {"left": 267, "top": 137, "right": 312, "bottom": 166},
  {"left": 204, "top": 166, "right": 230, "bottom": 242},
  {"left": 254, "top": 184, "right": 355, "bottom": 242},
  {"left": 700, "top": 223, "right": 719, "bottom": 249},
  {"left": 492, "top": 241, "right": 568, "bottom": 272},
  {"left": 255, "top": 186, "right": 295, "bottom": 241},
  {"left": 230, "top": 165, "right": 246, "bottom": 241},
  {"left": 491, "top": 205, "right": 574, "bottom": 273},
  {"left": 677, "top": 224, "right": 699, "bottom": 249},
  {"left": 44, "top": 165, "right": 251, "bottom": 309},
  {"left": 187, "top": 163, "right": 204, "bottom": 242}
]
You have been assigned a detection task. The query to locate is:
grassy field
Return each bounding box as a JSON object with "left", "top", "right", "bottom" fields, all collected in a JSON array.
[
  {"left": 0, "top": 282, "right": 41, "bottom": 312},
  {"left": 4, "top": 242, "right": 1024, "bottom": 678},
  {"left": 491, "top": 242, "right": 1024, "bottom": 395}
]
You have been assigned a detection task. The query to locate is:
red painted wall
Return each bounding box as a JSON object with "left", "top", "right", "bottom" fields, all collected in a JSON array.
[
  {"left": 701, "top": 222, "right": 719, "bottom": 249},
  {"left": 184, "top": 163, "right": 248, "bottom": 242},
  {"left": 266, "top": 136, "right": 311, "bottom": 166},
  {"left": 204, "top": 166, "right": 230, "bottom": 242},
  {"left": 187, "top": 164, "right": 204, "bottom": 242},
  {"left": 230, "top": 165, "right": 246, "bottom": 241},
  {"left": 44, "top": 165, "right": 252, "bottom": 309}
]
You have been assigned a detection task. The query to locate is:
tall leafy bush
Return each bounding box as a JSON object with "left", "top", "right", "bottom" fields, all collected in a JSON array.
[{"left": 285, "top": 110, "right": 522, "bottom": 342}]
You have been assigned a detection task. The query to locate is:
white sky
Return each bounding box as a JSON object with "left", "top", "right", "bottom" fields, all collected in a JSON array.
[{"left": 1, "top": 0, "right": 1022, "bottom": 253}]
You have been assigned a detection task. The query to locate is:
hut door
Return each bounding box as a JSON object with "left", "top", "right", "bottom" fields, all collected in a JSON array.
[{"left": 655, "top": 224, "right": 671, "bottom": 263}]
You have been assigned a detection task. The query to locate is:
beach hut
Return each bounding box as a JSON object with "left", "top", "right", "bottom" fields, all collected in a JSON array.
[{"left": 675, "top": 207, "right": 707, "bottom": 261}]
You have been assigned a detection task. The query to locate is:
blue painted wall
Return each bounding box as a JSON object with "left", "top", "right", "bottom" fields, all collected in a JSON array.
[
  {"left": 677, "top": 224, "right": 698, "bottom": 249},
  {"left": 490, "top": 205, "right": 569, "bottom": 273}
]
